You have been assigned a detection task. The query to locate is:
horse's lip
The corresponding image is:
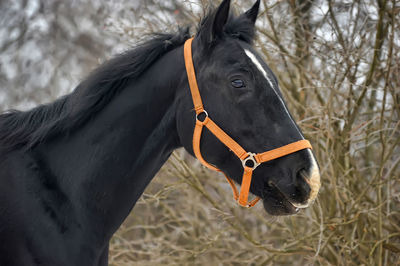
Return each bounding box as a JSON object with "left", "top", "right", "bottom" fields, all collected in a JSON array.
[
  {"left": 289, "top": 201, "right": 310, "bottom": 209},
  {"left": 264, "top": 182, "right": 307, "bottom": 209},
  {"left": 261, "top": 184, "right": 300, "bottom": 215},
  {"left": 285, "top": 200, "right": 300, "bottom": 212}
]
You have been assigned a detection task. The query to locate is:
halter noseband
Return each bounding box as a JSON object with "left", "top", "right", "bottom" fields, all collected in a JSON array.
[{"left": 184, "top": 38, "right": 312, "bottom": 208}]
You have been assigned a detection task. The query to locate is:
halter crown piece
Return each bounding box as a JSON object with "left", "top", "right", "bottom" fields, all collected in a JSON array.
[{"left": 184, "top": 38, "right": 312, "bottom": 207}]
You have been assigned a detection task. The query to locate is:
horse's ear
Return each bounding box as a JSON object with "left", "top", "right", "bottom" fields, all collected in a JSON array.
[
  {"left": 212, "top": 0, "right": 231, "bottom": 38},
  {"left": 223, "top": 0, "right": 260, "bottom": 44},
  {"left": 197, "top": 0, "right": 231, "bottom": 48},
  {"left": 244, "top": 0, "right": 260, "bottom": 25}
]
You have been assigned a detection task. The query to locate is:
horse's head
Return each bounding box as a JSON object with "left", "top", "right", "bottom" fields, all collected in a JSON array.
[{"left": 176, "top": 0, "right": 320, "bottom": 215}]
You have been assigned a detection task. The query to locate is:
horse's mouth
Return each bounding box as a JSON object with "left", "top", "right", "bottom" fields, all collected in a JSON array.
[{"left": 261, "top": 183, "right": 301, "bottom": 216}]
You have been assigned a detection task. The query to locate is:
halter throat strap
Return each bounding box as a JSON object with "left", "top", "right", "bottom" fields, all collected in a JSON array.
[{"left": 183, "top": 37, "right": 312, "bottom": 207}]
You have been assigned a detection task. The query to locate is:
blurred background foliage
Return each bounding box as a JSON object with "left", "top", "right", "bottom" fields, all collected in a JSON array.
[{"left": 0, "top": 0, "right": 399, "bottom": 265}]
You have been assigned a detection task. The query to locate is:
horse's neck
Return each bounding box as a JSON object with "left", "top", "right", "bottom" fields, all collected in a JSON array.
[{"left": 34, "top": 47, "right": 185, "bottom": 246}]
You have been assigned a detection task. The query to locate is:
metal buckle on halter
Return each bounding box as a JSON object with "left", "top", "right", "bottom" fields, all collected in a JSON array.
[
  {"left": 241, "top": 152, "right": 260, "bottom": 170},
  {"left": 195, "top": 110, "right": 208, "bottom": 122}
]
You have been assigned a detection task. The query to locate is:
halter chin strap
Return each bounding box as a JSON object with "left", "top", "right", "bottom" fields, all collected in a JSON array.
[{"left": 184, "top": 38, "right": 312, "bottom": 207}]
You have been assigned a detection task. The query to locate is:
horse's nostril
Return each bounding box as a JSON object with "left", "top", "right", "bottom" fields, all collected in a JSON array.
[
  {"left": 296, "top": 168, "right": 311, "bottom": 195},
  {"left": 297, "top": 168, "right": 308, "bottom": 180}
]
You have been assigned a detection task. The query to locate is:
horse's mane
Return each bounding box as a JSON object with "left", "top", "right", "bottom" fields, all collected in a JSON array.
[
  {"left": 0, "top": 30, "right": 191, "bottom": 151},
  {"left": 0, "top": 8, "right": 255, "bottom": 151}
]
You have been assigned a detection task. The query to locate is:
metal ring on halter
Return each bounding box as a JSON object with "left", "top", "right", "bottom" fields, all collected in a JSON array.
[
  {"left": 238, "top": 200, "right": 251, "bottom": 208},
  {"left": 196, "top": 110, "right": 208, "bottom": 122},
  {"left": 241, "top": 152, "right": 260, "bottom": 170}
]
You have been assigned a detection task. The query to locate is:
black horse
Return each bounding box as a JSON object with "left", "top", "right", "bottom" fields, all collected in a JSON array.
[{"left": 0, "top": 0, "right": 320, "bottom": 265}]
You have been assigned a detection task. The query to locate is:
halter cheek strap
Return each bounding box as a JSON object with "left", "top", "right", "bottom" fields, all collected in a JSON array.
[{"left": 184, "top": 37, "right": 312, "bottom": 208}]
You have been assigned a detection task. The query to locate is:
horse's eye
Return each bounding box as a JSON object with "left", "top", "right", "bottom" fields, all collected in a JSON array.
[{"left": 231, "top": 79, "right": 245, "bottom": 88}]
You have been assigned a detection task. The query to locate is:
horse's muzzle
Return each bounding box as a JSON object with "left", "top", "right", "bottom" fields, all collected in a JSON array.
[{"left": 262, "top": 159, "right": 321, "bottom": 215}]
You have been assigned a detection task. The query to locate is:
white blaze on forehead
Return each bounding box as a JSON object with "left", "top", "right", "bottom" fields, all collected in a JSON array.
[
  {"left": 244, "top": 49, "right": 304, "bottom": 139},
  {"left": 244, "top": 50, "right": 275, "bottom": 90},
  {"left": 244, "top": 49, "right": 321, "bottom": 208}
]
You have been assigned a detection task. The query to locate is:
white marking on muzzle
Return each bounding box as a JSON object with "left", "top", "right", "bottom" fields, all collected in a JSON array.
[
  {"left": 291, "top": 149, "right": 321, "bottom": 208},
  {"left": 305, "top": 149, "right": 321, "bottom": 202}
]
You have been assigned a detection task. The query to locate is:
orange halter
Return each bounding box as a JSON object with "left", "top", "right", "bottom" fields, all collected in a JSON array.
[{"left": 184, "top": 38, "right": 312, "bottom": 207}]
